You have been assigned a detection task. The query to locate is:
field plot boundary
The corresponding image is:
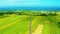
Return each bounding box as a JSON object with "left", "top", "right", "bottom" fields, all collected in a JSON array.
[{"left": 32, "top": 24, "right": 44, "bottom": 34}]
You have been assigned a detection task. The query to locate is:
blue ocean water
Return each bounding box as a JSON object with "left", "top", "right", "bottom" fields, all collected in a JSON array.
[{"left": 0, "top": 6, "right": 60, "bottom": 10}]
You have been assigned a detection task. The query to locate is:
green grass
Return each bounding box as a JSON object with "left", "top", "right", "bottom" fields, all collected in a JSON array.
[
  {"left": 32, "top": 16, "right": 60, "bottom": 34},
  {"left": 0, "top": 15, "right": 60, "bottom": 34},
  {"left": 0, "top": 15, "right": 30, "bottom": 34}
]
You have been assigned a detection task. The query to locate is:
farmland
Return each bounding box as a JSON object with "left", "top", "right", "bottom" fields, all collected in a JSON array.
[
  {"left": 32, "top": 16, "right": 60, "bottom": 34},
  {"left": 0, "top": 11, "right": 60, "bottom": 34},
  {"left": 0, "top": 15, "right": 30, "bottom": 34}
]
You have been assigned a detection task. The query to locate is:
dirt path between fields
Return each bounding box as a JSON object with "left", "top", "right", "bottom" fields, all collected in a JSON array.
[{"left": 25, "top": 16, "right": 40, "bottom": 34}]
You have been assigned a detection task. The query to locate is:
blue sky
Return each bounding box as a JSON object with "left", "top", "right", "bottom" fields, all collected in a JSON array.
[{"left": 0, "top": 0, "right": 60, "bottom": 8}]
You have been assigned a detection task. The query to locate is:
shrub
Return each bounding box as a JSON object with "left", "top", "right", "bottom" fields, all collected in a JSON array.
[
  {"left": 40, "top": 13, "right": 47, "bottom": 16},
  {"left": 58, "top": 22, "right": 60, "bottom": 28}
]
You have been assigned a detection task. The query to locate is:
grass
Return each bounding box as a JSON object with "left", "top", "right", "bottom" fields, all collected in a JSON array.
[
  {"left": 0, "top": 15, "right": 30, "bottom": 34},
  {"left": 0, "top": 14, "right": 60, "bottom": 34},
  {"left": 32, "top": 16, "right": 60, "bottom": 34}
]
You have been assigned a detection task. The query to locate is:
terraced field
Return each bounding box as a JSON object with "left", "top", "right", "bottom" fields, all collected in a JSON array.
[{"left": 0, "top": 15, "right": 60, "bottom": 34}]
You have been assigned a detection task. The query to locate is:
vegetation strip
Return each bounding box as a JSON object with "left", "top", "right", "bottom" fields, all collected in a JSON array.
[
  {"left": 0, "top": 16, "right": 25, "bottom": 30},
  {"left": 0, "top": 16, "right": 18, "bottom": 24},
  {"left": 6, "top": 17, "right": 29, "bottom": 33},
  {"left": 32, "top": 16, "right": 40, "bottom": 25},
  {"left": 32, "top": 24, "right": 44, "bottom": 34},
  {"left": 0, "top": 16, "right": 20, "bottom": 28}
]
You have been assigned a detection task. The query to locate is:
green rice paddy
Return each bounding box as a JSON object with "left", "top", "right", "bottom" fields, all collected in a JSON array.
[{"left": 0, "top": 12, "right": 60, "bottom": 34}]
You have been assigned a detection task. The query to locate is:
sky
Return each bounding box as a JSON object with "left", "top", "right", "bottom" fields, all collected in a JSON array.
[{"left": 0, "top": 0, "right": 60, "bottom": 9}]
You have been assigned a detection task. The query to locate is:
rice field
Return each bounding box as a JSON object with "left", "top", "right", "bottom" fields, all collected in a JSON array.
[
  {"left": 0, "top": 15, "right": 30, "bottom": 34},
  {"left": 0, "top": 12, "right": 60, "bottom": 34},
  {"left": 32, "top": 16, "right": 60, "bottom": 34}
]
